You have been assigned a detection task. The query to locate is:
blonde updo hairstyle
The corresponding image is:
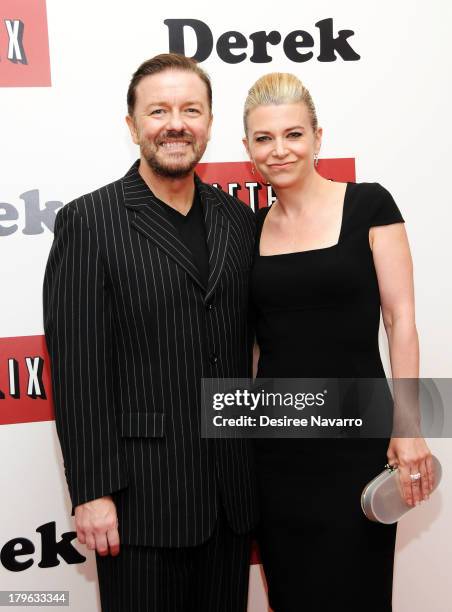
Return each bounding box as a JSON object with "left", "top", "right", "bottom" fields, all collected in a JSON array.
[{"left": 243, "top": 72, "right": 318, "bottom": 136}]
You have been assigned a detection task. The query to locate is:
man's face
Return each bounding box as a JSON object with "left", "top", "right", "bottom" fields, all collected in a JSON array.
[{"left": 127, "top": 69, "right": 212, "bottom": 178}]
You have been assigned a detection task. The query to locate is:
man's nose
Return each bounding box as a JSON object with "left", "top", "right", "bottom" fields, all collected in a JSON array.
[{"left": 166, "top": 111, "right": 185, "bottom": 132}]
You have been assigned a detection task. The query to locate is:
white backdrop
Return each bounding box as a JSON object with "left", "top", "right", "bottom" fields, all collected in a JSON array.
[{"left": 1, "top": 1, "right": 451, "bottom": 610}]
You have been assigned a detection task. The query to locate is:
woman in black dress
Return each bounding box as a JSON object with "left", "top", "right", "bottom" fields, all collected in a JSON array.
[{"left": 242, "top": 73, "right": 434, "bottom": 611}]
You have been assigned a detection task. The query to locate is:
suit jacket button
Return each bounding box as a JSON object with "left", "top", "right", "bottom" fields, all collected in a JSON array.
[
  {"left": 206, "top": 302, "right": 214, "bottom": 311},
  {"left": 210, "top": 354, "right": 218, "bottom": 365}
]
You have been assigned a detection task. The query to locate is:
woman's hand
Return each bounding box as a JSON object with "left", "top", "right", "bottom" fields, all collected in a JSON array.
[{"left": 387, "top": 437, "right": 435, "bottom": 506}]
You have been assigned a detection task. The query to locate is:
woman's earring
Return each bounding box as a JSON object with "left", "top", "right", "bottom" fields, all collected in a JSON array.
[
  {"left": 250, "top": 160, "right": 267, "bottom": 183},
  {"left": 314, "top": 153, "right": 319, "bottom": 167}
]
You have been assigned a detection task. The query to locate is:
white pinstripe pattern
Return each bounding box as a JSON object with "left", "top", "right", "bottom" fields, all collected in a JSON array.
[
  {"left": 95, "top": 510, "right": 251, "bottom": 612},
  {"left": 43, "top": 160, "right": 259, "bottom": 547}
]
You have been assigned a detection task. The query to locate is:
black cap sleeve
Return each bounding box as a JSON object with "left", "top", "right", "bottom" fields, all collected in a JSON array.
[{"left": 369, "top": 183, "right": 405, "bottom": 228}]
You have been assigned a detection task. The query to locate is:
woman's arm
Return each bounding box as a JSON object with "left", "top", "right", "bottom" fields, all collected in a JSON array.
[
  {"left": 371, "top": 224, "right": 418, "bottom": 376},
  {"left": 371, "top": 223, "right": 434, "bottom": 506}
]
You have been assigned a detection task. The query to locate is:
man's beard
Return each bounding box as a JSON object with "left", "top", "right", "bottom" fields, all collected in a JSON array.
[{"left": 141, "top": 130, "right": 205, "bottom": 178}]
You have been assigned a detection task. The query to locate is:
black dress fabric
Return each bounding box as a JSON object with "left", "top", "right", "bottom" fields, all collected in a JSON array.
[
  {"left": 153, "top": 187, "right": 209, "bottom": 289},
  {"left": 250, "top": 182, "right": 405, "bottom": 612}
]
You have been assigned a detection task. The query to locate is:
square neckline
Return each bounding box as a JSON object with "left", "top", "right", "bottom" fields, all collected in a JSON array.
[{"left": 258, "top": 182, "right": 350, "bottom": 257}]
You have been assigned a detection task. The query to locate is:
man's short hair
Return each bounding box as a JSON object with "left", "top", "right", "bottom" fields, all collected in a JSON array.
[{"left": 127, "top": 53, "right": 212, "bottom": 116}]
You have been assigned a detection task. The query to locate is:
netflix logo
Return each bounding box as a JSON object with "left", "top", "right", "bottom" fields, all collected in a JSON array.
[
  {"left": 0, "top": 335, "right": 54, "bottom": 426},
  {"left": 196, "top": 158, "right": 356, "bottom": 211},
  {"left": 0, "top": 0, "right": 51, "bottom": 87}
]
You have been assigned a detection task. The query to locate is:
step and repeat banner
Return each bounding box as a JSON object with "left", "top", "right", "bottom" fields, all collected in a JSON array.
[{"left": 1, "top": 1, "right": 451, "bottom": 610}]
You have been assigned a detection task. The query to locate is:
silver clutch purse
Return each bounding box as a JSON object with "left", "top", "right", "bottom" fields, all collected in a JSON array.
[{"left": 361, "top": 455, "right": 442, "bottom": 524}]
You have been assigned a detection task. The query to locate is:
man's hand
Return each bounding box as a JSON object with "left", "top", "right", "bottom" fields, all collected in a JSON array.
[{"left": 74, "top": 495, "right": 120, "bottom": 556}]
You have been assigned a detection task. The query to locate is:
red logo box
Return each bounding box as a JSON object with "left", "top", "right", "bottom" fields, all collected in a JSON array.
[
  {"left": 0, "top": 0, "right": 51, "bottom": 87},
  {"left": 197, "top": 158, "right": 356, "bottom": 210},
  {"left": 0, "top": 335, "right": 54, "bottom": 426}
]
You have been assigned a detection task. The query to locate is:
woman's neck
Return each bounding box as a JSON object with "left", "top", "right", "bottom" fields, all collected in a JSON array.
[{"left": 273, "top": 171, "right": 332, "bottom": 218}]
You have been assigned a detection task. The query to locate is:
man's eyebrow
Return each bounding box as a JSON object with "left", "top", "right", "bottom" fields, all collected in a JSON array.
[
  {"left": 144, "top": 100, "right": 204, "bottom": 109},
  {"left": 144, "top": 102, "right": 168, "bottom": 109}
]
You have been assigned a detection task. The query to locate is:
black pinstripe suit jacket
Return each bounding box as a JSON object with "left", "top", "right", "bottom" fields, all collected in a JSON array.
[{"left": 43, "top": 160, "right": 259, "bottom": 547}]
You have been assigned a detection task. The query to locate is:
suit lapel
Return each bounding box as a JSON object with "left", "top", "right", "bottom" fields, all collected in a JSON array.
[
  {"left": 122, "top": 161, "right": 205, "bottom": 292},
  {"left": 196, "top": 176, "right": 230, "bottom": 303}
]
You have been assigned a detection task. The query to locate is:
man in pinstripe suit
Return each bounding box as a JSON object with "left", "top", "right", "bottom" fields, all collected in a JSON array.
[{"left": 43, "top": 54, "right": 258, "bottom": 611}]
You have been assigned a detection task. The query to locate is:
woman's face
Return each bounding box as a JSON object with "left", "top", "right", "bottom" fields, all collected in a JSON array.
[{"left": 244, "top": 102, "right": 322, "bottom": 189}]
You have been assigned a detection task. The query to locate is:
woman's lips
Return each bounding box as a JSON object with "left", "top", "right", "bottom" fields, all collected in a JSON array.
[{"left": 268, "top": 161, "right": 294, "bottom": 169}]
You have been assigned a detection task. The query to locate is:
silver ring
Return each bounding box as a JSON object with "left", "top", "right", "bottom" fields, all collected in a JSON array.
[{"left": 410, "top": 472, "right": 421, "bottom": 481}]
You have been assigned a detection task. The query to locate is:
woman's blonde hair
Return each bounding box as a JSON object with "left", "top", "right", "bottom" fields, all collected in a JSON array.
[{"left": 243, "top": 72, "right": 318, "bottom": 135}]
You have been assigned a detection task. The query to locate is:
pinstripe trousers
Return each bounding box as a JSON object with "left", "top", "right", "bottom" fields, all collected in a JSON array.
[{"left": 95, "top": 508, "right": 252, "bottom": 612}]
